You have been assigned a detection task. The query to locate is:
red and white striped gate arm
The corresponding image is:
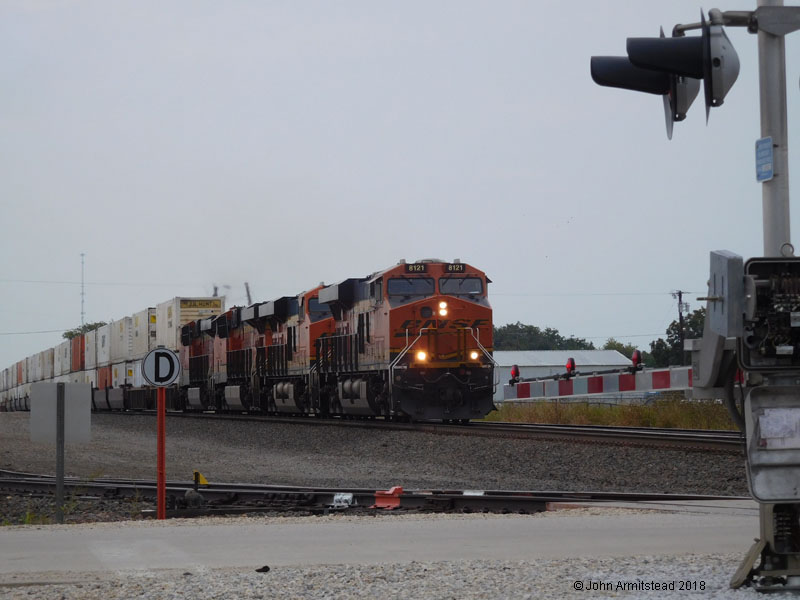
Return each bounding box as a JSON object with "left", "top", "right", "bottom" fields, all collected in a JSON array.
[{"left": 503, "top": 367, "right": 693, "bottom": 402}]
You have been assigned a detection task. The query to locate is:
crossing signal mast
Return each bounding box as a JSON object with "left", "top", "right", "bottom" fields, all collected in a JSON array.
[{"left": 592, "top": 2, "right": 800, "bottom": 592}]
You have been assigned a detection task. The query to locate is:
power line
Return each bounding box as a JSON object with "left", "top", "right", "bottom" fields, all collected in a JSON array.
[
  {"left": 497, "top": 331, "right": 664, "bottom": 339},
  {"left": 492, "top": 291, "right": 692, "bottom": 297},
  {"left": 0, "top": 279, "right": 204, "bottom": 287},
  {"left": 0, "top": 329, "right": 68, "bottom": 336},
  {"left": 581, "top": 333, "right": 665, "bottom": 339}
]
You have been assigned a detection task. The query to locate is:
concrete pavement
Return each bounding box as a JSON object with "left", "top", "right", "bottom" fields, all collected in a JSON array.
[{"left": 0, "top": 503, "right": 759, "bottom": 580}]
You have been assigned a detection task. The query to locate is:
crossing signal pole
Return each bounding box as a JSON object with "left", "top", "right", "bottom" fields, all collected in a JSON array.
[{"left": 592, "top": 2, "right": 800, "bottom": 591}]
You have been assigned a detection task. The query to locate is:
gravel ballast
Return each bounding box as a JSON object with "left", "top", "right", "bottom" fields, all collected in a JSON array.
[
  {"left": 0, "top": 412, "right": 748, "bottom": 495},
  {"left": 0, "top": 555, "right": 777, "bottom": 600}
]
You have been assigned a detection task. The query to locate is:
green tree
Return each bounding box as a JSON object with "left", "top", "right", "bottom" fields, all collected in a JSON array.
[
  {"left": 648, "top": 308, "right": 706, "bottom": 367},
  {"left": 602, "top": 338, "right": 638, "bottom": 358},
  {"left": 62, "top": 322, "right": 107, "bottom": 340},
  {"left": 494, "top": 322, "right": 595, "bottom": 351},
  {"left": 603, "top": 338, "right": 656, "bottom": 367}
]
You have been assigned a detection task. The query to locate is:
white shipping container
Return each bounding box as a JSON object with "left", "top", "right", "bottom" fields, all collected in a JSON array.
[
  {"left": 110, "top": 317, "right": 133, "bottom": 363},
  {"left": 42, "top": 348, "right": 54, "bottom": 380},
  {"left": 156, "top": 297, "right": 225, "bottom": 351},
  {"left": 19, "top": 359, "right": 28, "bottom": 385},
  {"left": 54, "top": 340, "right": 72, "bottom": 376},
  {"left": 111, "top": 362, "right": 134, "bottom": 388},
  {"left": 1, "top": 368, "right": 8, "bottom": 391},
  {"left": 84, "top": 369, "right": 97, "bottom": 388},
  {"left": 130, "top": 360, "right": 144, "bottom": 388},
  {"left": 111, "top": 363, "right": 122, "bottom": 388},
  {"left": 85, "top": 329, "right": 98, "bottom": 369},
  {"left": 96, "top": 323, "right": 111, "bottom": 367},
  {"left": 70, "top": 371, "right": 82, "bottom": 384},
  {"left": 26, "top": 356, "right": 36, "bottom": 383},
  {"left": 132, "top": 308, "right": 157, "bottom": 359}
]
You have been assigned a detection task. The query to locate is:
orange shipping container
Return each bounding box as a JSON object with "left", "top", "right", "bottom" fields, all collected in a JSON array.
[
  {"left": 97, "top": 366, "right": 112, "bottom": 390},
  {"left": 71, "top": 335, "right": 86, "bottom": 372}
]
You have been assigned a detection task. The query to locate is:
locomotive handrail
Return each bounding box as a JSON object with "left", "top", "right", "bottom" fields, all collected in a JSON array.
[
  {"left": 463, "top": 327, "right": 499, "bottom": 392},
  {"left": 388, "top": 329, "right": 426, "bottom": 392}
]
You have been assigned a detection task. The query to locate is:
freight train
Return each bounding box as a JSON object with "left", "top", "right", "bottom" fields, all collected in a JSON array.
[{"left": 0, "top": 259, "right": 497, "bottom": 422}]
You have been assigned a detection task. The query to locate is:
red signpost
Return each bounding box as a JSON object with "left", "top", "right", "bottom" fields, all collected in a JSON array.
[
  {"left": 142, "top": 347, "right": 181, "bottom": 521},
  {"left": 157, "top": 386, "right": 166, "bottom": 519}
]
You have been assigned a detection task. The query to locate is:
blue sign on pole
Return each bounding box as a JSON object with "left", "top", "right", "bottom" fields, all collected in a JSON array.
[{"left": 756, "top": 137, "right": 774, "bottom": 182}]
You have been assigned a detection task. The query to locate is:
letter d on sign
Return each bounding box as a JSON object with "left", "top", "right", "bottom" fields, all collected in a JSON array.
[
  {"left": 155, "top": 352, "right": 175, "bottom": 384},
  {"left": 142, "top": 347, "right": 181, "bottom": 387}
]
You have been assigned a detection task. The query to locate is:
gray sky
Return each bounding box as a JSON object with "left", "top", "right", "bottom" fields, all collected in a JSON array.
[{"left": 1, "top": 1, "right": 798, "bottom": 369}]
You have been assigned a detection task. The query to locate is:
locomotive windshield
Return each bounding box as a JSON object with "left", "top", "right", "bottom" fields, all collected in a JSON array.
[
  {"left": 439, "top": 277, "right": 483, "bottom": 296},
  {"left": 387, "top": 277, "right": 434, "bottom": 297},
  {"left": 308, "top": 297, "right": 333, "bottom": 322}
]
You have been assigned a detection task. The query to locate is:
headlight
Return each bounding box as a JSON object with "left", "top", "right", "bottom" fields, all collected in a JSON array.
[
  {"left": 469, "top": 350, "right": 479, "bottom": 360},
  {"left": 416, "top": 351, "right": 427, "bottom": 362},
  {"left": 439, "top": 308, "right": 448, "bottom": 316},
  {"left": 439, "top": 301, "right": 448, "bottom": 309}
]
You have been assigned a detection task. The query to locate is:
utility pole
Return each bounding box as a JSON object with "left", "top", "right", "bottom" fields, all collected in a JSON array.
[
  {"left": 80, "top": 253, "right": 85, "bottom": 328},
  {"left": 672, "top": 290, "right": 690, "bottom": 365}
]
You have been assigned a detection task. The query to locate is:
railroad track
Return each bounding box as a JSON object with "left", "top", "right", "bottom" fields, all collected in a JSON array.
[
  {"left": 114, "top": 411, "right": 745, "bottom": 452},
  {"left": 0, "top": 469, "right": 749, "bottom": 519}
]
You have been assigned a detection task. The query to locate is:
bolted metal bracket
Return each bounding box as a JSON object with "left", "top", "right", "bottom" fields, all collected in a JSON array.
[{"left": 752, "top": 7, "right": 800, "bottom": 36}]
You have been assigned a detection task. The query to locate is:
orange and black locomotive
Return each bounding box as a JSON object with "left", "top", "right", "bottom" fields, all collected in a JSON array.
[{"left": 180, "top": 259, "right": 496, "bottom": 421}]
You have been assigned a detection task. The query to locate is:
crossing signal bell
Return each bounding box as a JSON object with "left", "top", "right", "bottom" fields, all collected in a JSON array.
[{"left": 591, "top": 12, "right": 739, "bottom": 138}]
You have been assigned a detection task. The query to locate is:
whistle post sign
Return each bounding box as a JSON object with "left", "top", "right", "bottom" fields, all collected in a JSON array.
[{"left": 142, "top": 348, "right": 181, "bottom": 387}]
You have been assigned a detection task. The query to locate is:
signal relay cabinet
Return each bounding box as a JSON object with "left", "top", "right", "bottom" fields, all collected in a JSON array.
[{"left": 706, "top": 253, "right": 800, "bottom": 590}]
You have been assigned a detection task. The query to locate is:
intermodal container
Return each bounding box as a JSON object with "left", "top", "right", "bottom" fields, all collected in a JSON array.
[
  {"left": 54, "top": 340, "right": 72, "bottom": 376},
  {"left": 26, "top": 355, "right": 37, "bottom": 383},
  {"left": 110, "top": 317, "right": 133, "bottom": 363},
  {"left": 156, "top": 297, "right": 225, "bottom": 351},
  {"left": 132, "top": 308, "right": 157, "bottom": 359},
  {"left": 96, "top": 323, "right": 111, "bottom": 367},
  {"left": 97, "top": 365, "right": 112, "bottom": 390},
  {"left": 42, "top": 348, "right": 54, "bottom": 380},
  {"left": 84, "top": 369, "right": 97, "bottom": 388},
  {"left": 71, "top": 335, "right": 86, "bottom": 372},
  {"left": 17, "top": 360, "right": 27, "bottom": 385},
  {"left": 129, "top": 360, "right": 144, "bottom": 387},
  {"left": 111, "top": 362, "right": 132, "bottom": 388},
  {"left": 85, "top": 329, "right": 98, "bottom": 369}
]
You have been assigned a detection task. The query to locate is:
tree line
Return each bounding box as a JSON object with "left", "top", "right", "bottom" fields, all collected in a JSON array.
[{"left": 493, "top": 308, "right": 705, "bottom": 368}]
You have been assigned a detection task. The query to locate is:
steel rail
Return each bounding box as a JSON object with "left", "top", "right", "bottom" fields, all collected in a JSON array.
[
  {"left": 112, "top": 411, "right": 744, "bottom": 452},
  {"left": 0, "top": 470, "right": 750, "bottom": 518}
]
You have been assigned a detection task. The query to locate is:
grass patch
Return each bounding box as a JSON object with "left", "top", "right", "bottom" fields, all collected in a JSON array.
[{"left": 485, "top": 395, "right": 738, "bottom": 430}]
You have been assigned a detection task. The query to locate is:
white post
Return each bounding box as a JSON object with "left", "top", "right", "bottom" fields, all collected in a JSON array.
[{"left": 758, "top": 0, "right": 791, "bottom": 256}]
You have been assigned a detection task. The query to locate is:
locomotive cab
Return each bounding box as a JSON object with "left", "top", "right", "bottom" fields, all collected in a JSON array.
[
  {"left": 318, "top": 259, "right": 496, "bottom": 422},
  {"left": 387, "top": 260, "right": 495, "bottom": 421}
]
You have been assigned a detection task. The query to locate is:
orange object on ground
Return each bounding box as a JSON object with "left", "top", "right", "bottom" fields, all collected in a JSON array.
[{"left": 372, "top": 486, "right": 404, "bottom": 509}]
